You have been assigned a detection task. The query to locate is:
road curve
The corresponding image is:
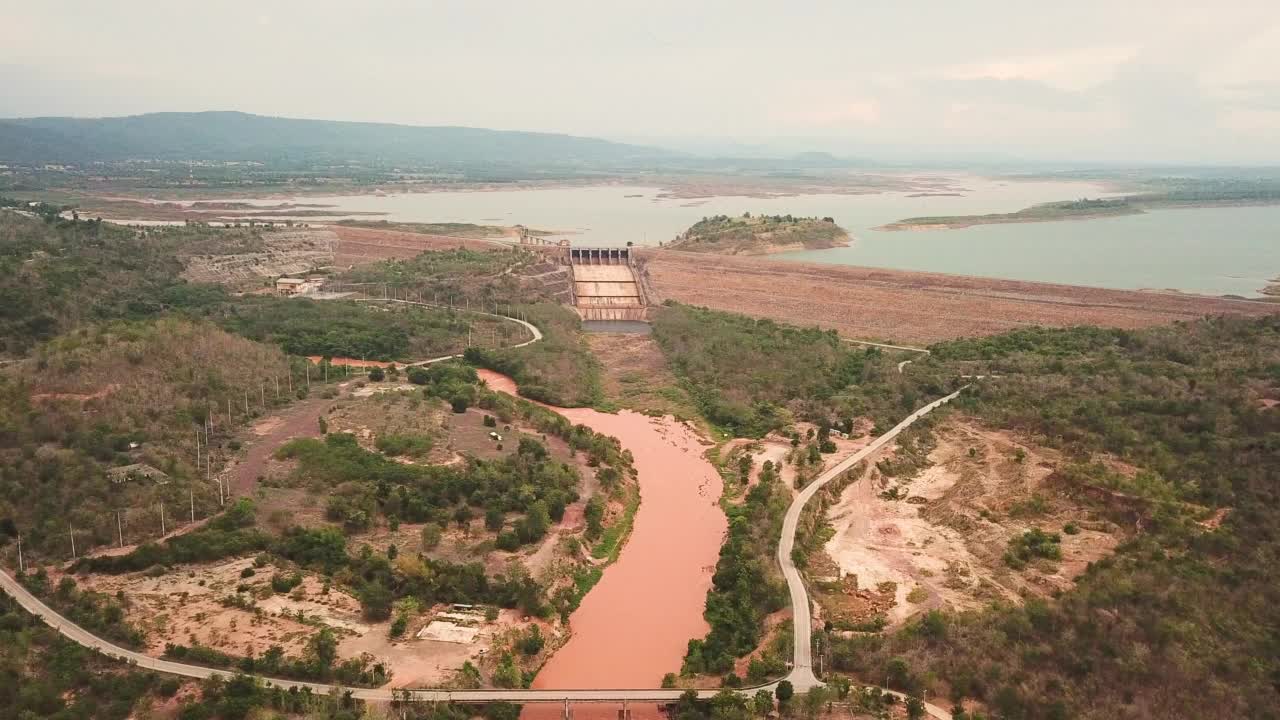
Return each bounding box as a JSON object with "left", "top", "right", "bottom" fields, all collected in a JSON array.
[
  {"left": 0, "top": 374, "right": 959, "bottom": 717},
  {"left": 776, "top": 387, "right": 966, "bottom": 717},
  {"left": 352, "top": 298, "right": 544, "bottom": 366},
  {"left": 0, "top": 566, "right": 757, "bottom": 703}
]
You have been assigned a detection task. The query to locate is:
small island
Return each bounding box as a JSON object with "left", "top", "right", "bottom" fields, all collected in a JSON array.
[
  {"left": 877, "top": 198, "right": 1142, "bottom": 231},
  {"left": 667, "top": 213, "right": 850, "bottom": 255},
  {"left": 878, "top": 179, "right": 1280, "bottom": 231}
]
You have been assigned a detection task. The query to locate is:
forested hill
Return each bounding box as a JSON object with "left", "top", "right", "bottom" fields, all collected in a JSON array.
[{"left": 0, "top": 111, "right": 675, "bottom": 167}]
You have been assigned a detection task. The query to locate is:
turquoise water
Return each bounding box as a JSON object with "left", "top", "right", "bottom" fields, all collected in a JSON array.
[{"left": 203, "top": 179, "right": 1280, "bottom": 297}]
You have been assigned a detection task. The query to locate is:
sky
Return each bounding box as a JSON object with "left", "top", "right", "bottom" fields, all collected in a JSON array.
[{"left": 3, "top": 0, "right": 1279, "bottom": 164}]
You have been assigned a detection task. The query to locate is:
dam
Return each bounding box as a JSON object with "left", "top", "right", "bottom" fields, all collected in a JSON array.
[{"left": 568, "top": 246, "right": 648, "bottom": 321}]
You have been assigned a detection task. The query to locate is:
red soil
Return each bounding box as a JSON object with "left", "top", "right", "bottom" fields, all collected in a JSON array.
[
  {"left": 640, "top": 250, "right": 1278, "bottom": 344},
  {"left": 330, "top": 225, "right": 508, "bottom": 266}
]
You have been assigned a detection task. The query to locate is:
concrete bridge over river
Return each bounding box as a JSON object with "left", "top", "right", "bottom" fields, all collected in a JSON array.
[{"left": 0, "top": 381, "right": 963, "bottom": 719}]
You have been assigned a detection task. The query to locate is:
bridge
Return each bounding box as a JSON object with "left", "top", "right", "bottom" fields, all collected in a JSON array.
[{"left": 0, "top": 384, "right": 964, "bottom": 719}]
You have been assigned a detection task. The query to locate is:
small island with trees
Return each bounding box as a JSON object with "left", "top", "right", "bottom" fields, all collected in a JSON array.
[
  {"left": 876, "top": 197, "right": 1142, "bottom": 231},
  {"left": 667, "top": 213, "right": 850, "bottom": 255}
]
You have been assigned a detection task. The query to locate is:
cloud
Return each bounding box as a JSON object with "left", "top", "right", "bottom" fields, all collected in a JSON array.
[{"left": 938, "top": 46, "right": 1139, "bottom": 91}]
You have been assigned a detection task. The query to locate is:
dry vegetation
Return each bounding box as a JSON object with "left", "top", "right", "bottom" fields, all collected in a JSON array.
[
  {"left": 815, "top": 420, "right": 1121, "bottom": 630},
  {"left": 586, "top": 332, "right": 698, "bottom": 419},
  {"left": 1, "top": 319, "right": 300, "bottom": 559},
  {"left": 179, "top": 228, "right": 336, "bottom": 289}
]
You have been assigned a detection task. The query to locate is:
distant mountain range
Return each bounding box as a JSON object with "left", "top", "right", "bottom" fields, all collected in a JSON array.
[{"left": 0, "top": 111, "right": 676, "bottom": 167}]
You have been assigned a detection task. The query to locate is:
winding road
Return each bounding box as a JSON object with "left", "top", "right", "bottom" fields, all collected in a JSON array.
[
  {"left": 777, "top": 388, "right": 966, "bottom": 718},
  {"left": 0, "top": 314, "right": 959, "bottom": 718}
]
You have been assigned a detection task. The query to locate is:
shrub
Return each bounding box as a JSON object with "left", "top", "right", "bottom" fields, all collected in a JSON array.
[
  {"left": 421, "top": 522, "right": 443, "bottom": 550},
  {"left": 271, "top": 572, "right": 303, "bottom": 593},
  {"left": 1004, "top": 528, "right": 1062, "bottom": 569}
]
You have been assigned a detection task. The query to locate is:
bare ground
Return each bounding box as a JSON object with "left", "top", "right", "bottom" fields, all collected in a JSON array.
[
  {"left": 181, "top": 229, "right": 337, "bottom": 288},
  {"left": 74, "top": 556, "right": 526, "bottom": 688},
  {"left": 639, "top": 249, "right": 1277, "bottom": 344},
  {"left": 329, "top": 224, "right": 510, "bottom": 266},
  {"left": 819, "top": 419, "right": 1121, "bottom": 628},
  {"left": 75, "top": 557, "right": 365, "bottom": 658}
]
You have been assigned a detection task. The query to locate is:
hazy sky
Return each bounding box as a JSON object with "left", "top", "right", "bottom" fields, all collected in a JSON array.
[{"left": 3, "top": 1, "right": 1279, "bottom": 164}]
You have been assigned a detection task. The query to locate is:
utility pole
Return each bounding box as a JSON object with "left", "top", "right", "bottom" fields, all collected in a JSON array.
[
  {"left": 196, "top": 428, "right": 201, "bottom": 470},
  {"left": 260, "top": 382, "right": 265, "bottom": 408},
  {"left": 306, "top": 363, "right": 311, "bottom": 390},
  {"left": 159, "top": 503, "right": 166, "bottom": 536},
  {"left": 243, "top": 388, "right": 249, "bottom": 414},
  {"left": 209, "top": 450, "right": 221, "bottom": 507},
  {"left": 274, "top": 376, "right": 279, "bottom": 398},
  {"left": 117, "top": 511, "right": 124, "bottom": 547},
  {"left": 16, "top": 534, "right": 23, "bottom": 573},
  {"left": 227, "top": 397, "right": 232, "bottom": 422},
  {"left": 68, "top": 523, "right": 76, "bottom": 559},
  {"left": 190, "top": 490, "right": 195, "bottom": 523}
]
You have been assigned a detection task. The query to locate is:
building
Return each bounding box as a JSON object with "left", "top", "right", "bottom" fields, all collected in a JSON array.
[
  {"left": 107, "top": 463, "right": 170, "bottom": 485},
  {"left": 275, "top": 276, "right": 325, "bottom": 296}
]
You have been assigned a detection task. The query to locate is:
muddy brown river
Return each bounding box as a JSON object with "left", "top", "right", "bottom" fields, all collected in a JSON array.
[{"left": 478, "top": 371, "right": 725, "bottom": 718}]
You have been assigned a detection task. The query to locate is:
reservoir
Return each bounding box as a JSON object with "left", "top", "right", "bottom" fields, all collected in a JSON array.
[{"left": 121, "top": 178, "right": 1280, "bottom": 297}]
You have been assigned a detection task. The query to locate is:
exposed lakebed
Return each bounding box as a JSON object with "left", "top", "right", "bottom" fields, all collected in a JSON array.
[{"left": 115, "top": 177, "right": 1280, "bottom": 296}]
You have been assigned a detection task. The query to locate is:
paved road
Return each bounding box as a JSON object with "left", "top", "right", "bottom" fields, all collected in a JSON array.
[
  {"left": 0, "top": 375, "right": 959, "bottom": 718},
  {"left": 776, "top": 387, "right": 966, "bottom": 717},
  {"left": 353, "top": 298, "right": 544, "bottom": 366},
  {"left": 0, "top": 565, "right": 750, "bottom": 703},
  {"left": 843, "top": 339, "right": 931, "bottom": 354}
]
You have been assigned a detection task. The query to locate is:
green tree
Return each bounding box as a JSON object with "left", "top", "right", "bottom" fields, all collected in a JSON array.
[
  {"left": 775, "top": 680, "right": 794, "bottom": 703},
  {"left": 584, "top": 497, "right": 605, "bottom": 540},
  {"left": 800, "top": 687, "right": 830, "bottom": 720},
  {"left": 485, "top": 508, "right": 505, "bottom": 531},
  {"left": 493, "top": 653, "right": 522, "bottom": 688},
  {"left": 308, "top": 628, "right": 338, "bottom": 674},
  {"left": 752, "top": 690, "right": 774, "bottom": 716},
  {"left": 421, "top": 522, "right": 443, "bottom": 550},
  {"left": 829, "top": 675, "right": 852, "bottom": 700},
  {"left": 518, "top": 625, "right": 545, "bottom": 656}
]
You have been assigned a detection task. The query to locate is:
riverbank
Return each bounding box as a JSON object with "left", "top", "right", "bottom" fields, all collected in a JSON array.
[{"left": 477, "top": 370, "right": 726, "bottom": 692}]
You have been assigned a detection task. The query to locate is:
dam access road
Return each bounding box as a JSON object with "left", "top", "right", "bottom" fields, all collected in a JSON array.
[{"left": 0, "top": 365, "right": 960, "bottom": 720}]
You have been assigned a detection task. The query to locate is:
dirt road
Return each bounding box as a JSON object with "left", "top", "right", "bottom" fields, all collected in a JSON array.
[{"left": 225, "top": 395, "right": 331, "bottom": 496}]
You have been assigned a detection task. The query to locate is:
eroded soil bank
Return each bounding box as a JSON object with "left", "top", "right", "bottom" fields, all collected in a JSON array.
[{"left": 478, "top": 370, "right": 726, "bottom": 716}]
